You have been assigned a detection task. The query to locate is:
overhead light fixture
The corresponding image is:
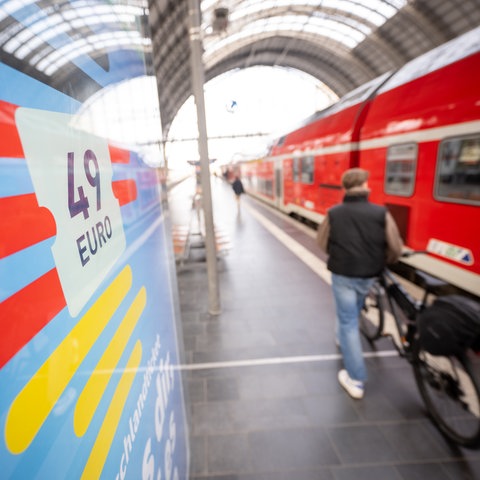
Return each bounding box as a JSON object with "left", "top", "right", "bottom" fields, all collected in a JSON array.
[{"left": 212, "top": 7, "right": 228, "bottom": 33}]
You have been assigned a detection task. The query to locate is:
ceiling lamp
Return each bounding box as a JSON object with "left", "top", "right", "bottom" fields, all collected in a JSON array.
[{"left": 212, "top": 7, "right": 229, "bottom": 33}]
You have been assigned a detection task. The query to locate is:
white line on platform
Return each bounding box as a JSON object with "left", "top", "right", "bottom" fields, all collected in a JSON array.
[{"left": 177, "top": 350, "right": 398, "bottom": 371}]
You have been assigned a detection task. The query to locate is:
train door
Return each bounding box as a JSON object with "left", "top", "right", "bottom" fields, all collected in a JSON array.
[{"left": 274, "top": 159, "right": 283, "bottom": 209}]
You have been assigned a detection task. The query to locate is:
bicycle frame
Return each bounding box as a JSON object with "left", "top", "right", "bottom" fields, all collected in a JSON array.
[
  {"left": 376, "top": 269, "right": 426, "bottom": 359},
  {"left": 363, "top": 264, "right": 480, "bottom": 448}
]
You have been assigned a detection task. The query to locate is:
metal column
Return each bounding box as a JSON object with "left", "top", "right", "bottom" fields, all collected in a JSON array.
[{"left": 187, "top": 0, "right": 221, "bottom": 315}]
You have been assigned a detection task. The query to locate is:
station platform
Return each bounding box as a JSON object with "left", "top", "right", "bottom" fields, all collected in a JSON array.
[{"left": 168, "top": 176, "right": 480, "bottom": 479}]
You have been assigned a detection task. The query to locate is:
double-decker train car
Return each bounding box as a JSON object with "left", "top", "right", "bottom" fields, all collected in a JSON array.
[
  {"left": 242, "top": 26, "right": 480, "bottom": 297},
  {"left": 0, "top": 1, "right": 189, "bottom": 478}
]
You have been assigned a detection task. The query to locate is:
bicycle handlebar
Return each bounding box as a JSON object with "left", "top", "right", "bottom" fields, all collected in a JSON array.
[{"left": 400, "top": 250, "right": 430, "bottom": 258}]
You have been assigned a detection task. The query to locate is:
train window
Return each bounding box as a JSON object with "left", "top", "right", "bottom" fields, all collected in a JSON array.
[
  {"left": 435, "top": 135, "right": 480, "bottom": 205},
  {"left": 301, "top": 155, "right": 315, "bottom": 184},
  {"left": 293, "top": 157, "right": 300, "bottom": 182},
  {"left": 385, "top": 143, "right": 417, "bottom": 196},
  {"left": 265, "top": 179, "right": 274, "bottom": 197},
  {"left": 257, "top": 178, "right": 274, "bottom": 197}
]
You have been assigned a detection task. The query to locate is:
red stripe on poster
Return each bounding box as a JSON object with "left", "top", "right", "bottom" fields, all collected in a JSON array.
[
  {"left": 0, "top": 101, "right": 23, "bottom": 158},
  {"left": 0, "top": 268, "right": 66, "bottom": 368},
  {"left": 108, "top": 145, "right": 130, "bottom": 164},
  {"left": 112, "top": 179, "right": 137, "bottom": 206},
  {"left": 0, "top": 194, "right": 56, "bottom": 259}
]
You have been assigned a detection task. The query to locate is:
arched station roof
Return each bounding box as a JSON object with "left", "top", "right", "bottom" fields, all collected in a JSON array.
[
  {"left": 149, "top": 0, "right": 480, "bottom": 135},
  {"left": 1, "top": 0, "right": 479, "bottom": 138}
]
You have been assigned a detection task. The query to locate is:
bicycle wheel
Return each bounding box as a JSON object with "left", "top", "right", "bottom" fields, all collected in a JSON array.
[
  {"left": 359, "top": 282, "right": 384, "bottom": 341},
  {"left": 413, "top": 347, "right": 480, "bottom": 448}
]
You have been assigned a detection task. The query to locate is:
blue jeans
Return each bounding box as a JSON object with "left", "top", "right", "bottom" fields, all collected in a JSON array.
[{"left": 331, "top": 273, "right": 375, "bottom": 382}]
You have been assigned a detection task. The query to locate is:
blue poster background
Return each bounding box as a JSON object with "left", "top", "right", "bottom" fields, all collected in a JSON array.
[{"left": 0, "top": 1, "right": 189, "bottom": 478}]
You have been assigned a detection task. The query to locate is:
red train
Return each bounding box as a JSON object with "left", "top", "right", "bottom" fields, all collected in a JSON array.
[{"left": 241, "top": 26, "right": 480, "bottom": 297}]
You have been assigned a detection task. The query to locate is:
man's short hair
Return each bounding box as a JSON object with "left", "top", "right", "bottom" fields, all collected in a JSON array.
[{"left": 341, "top": 168, "right": 369, "bottom": 190}]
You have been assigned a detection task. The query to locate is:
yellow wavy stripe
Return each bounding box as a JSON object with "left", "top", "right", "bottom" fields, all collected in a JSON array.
[
  {"left": 5, "top": 265, "right": 133, "bottom": 455},
  {"left": 74, "top": 287, "right": 146, "bottom": 437},
  {"left": 81, "top": 340, "right": 142, "bottom": 480}
]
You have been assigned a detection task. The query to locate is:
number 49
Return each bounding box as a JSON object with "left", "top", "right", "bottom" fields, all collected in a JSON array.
[{"left": 68, "top": 150, "right": 101, "bottom": 220}]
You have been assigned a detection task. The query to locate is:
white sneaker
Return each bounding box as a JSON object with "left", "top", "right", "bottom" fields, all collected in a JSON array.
[{"left": 338, "top": 369, "right": 364, "bottom": 399}]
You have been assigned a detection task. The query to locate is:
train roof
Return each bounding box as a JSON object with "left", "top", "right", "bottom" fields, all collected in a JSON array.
[
  {"left": 378, "top": 25, "right": 480, "bottom": 94},
  {"left": 319, "top": 72, "right": 393, "bottom": 117},
  {"left": 274, "top": 71, "right": 392, "bottom": 142},
  {"left": 271, "top": 26, "right": 479, "bottom": 150}
]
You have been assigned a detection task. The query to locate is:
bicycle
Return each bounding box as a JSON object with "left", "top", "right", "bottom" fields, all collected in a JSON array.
[{"left": 359, "top": 252, "right": 480, "bottom": 448}]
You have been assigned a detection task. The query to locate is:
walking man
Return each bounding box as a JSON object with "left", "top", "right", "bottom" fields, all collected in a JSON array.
[
  {"left": 317, "top": 168, "right": 403, "bottom": 399},
  {"left": 231, "top": 175, "right": 245, "bottom": 210}
]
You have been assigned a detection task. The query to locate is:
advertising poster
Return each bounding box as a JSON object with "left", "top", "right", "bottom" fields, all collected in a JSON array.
[{"left": 0, "top": 1, "right": 189, "bottom": 478}]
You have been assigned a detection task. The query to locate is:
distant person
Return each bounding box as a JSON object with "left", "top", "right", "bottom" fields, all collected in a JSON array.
[
  {"left": 317, "top": 168, "right": 403, "bottom": 399},
  {"left": 231, "top": 176, "right": 245, "bottom": 209}
]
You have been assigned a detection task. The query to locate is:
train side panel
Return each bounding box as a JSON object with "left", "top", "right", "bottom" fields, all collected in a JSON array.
[
  {"left": 270, "top": 103, "right": 366, "bottom": 220},
  {"left": 242, "top": 158, "right": 276, "bottom": 203},
  {"left": 360, "top": 50, "right": 480, "bottom": 285},
  {"left": 246, "top": 28, "right": 479, "bottom": 295}
]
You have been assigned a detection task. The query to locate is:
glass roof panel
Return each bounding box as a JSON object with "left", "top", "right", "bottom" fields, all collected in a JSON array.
[
  {"left": 38, "top": 29, "right": 141, "bottom": 67},
  {"left": 15, "top": 34, "right": 43, "bottom": 58},
  {"left": 205, "top": 13, "right": 366, "bottom": 58},
  {"left": 1, "top": 0, "right": 148, "bottom": 76},
  {"left": 202, "top": 0, "right": 407, "bottom": 58},
  {"left": 206, "top": 0, "right": 406, "bottom": 25},
  {"left": 229, "top": 0, "right": 393, "bottom": 24},
  {"left": 38, "top": 31, "right": 147, "bottom": 75},
  {"left": 1, "top": 0, "right": 408, "bottom": 79},
  {"left": 0, "top": 0, "right": 36, "bottom": 22}
]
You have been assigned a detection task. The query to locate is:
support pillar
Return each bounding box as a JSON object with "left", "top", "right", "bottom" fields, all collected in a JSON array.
[{"left": 187, "top": 0, "right": 221, "bottom": 315}]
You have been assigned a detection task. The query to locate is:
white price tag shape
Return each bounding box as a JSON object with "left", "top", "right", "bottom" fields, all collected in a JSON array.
[{"left": 16, "top": 108, "right": 126, "bottom": 317}]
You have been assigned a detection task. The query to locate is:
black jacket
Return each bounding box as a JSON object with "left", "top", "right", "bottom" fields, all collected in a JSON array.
[
  {"left": 232, "top": 179, "right": 244, "bottom": 195},
  {"left": 323, "top": 193, "right": 392, "bottom": 277}
]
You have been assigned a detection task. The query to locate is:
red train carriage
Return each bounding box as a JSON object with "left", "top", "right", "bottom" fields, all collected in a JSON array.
[
  {"left": 242, "top": 26, "right": 480, "bottom": 297},
  {"left": 242, "top": 158, "right": 276, "bottom": 202}
]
